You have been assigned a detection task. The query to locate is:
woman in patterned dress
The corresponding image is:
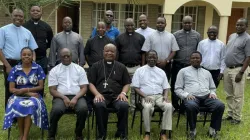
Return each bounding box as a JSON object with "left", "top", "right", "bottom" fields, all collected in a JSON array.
[{"left": 3, "top": 47, "right": 49, "bottom": 140}]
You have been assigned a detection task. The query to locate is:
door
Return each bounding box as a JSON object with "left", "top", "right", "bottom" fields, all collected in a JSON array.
[{"left": 227, "top": 8, "right": 244, "bottom": 41}]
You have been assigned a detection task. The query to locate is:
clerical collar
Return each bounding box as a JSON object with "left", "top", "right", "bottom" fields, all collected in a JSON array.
[
  {"left": 33, "top": 21, "right": 38, "bottom": 25},
  {"left": 107, "top": 61, "right": 112, "bottom": 64},
  {"left": 65, "top": 32, "right": 70, "bottom": 34},
  {"left": 98, "top": 35, "right": 104, "bottom": 38}
]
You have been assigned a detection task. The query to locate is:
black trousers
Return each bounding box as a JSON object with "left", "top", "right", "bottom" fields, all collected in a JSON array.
[
  {"left": 48, "top": 96, "right": 88, "bottom": 137},
  {"left": 94, "top": 97, "right": 129, "bottom": 139},
  {"left": 171, "top": 61, "right": 189, "bottom": 110},
  {"left": 184, "top": 95, "right": 225, "bottom": 131},
  {"left": 3, "top": 59, "right": 19, "bottom": 107},
  {"left": 207, "top": 69, "right": 221, "bottom": 88},
  {"left": 158, "top": 62, "right": 171, "bottom": 81}
]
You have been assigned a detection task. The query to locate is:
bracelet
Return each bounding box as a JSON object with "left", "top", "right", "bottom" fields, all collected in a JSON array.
[{"left": 121, "top": 92, "right": 126, "bottom": 95}]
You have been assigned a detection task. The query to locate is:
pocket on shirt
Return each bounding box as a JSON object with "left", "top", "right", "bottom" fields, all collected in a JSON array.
[{"left": 23, "top": 38, "right": 29, "bottom": 47}]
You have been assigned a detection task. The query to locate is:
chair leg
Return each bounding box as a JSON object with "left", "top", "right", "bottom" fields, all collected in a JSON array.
[
  {"left": 131, "top": 109, "right": 136, "bottom": 129},
  {"left": 92, "top": 111, "right": 94, "bottom": 129},
  {"left": 8, "top": 128, "right": 11, "bottom": 140},
  {"left": 95, "top": 114, "right": 98, "bottom": 139},
  {"left": 87, "top": 112, "right": 90, "bottom": 140},
  {"left": 140, "top": 110, "right": 143, "bottom": 135},
  {"left": 176, "top": 111, "right": 181, "bottom": 128},
  {"left": 203, "top": 112, "right": 208, "bottom": 127},
  {"left": 169, "top": 130, "right": 171, "bottom": 139},
  {"left": 186, "top": 116, "right": 189, "bottom": 138},
  {"left": 41, "top": 129, "right": 44, "bottom": 140},
  {"left": 159, "top": 112, "right": 162, "bottom": 126}
]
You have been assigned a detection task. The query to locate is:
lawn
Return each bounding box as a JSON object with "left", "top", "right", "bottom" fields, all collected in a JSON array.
[{"left": 0, "top": 74, "right": 250, "bottom": 140}]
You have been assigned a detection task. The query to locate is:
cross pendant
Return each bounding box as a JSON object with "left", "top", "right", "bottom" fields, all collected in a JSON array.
[{"left": 103, "top": 82, "right": 108, "bottom": 88}]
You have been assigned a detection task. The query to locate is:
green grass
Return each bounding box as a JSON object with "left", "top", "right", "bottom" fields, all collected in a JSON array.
[{"left": 0, "top": 74, "right": 250, "bottom": 140}]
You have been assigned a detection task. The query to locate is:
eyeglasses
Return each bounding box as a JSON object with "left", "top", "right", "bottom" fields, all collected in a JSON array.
[{"left": 106, "top": 14, "right": 113, "bottom": 17}]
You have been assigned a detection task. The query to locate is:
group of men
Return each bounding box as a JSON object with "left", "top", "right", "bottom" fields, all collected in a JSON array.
[{"left": 0, "top": 5, "right": 250, "bottom": 140}]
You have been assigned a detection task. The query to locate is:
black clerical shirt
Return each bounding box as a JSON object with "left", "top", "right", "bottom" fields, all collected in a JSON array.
[
  {"left": 23, "top": 19, "right": 53, "bottom": 58},
  {"left": 115, "top": 32, "right": 145, "bottom": 65},
  {"left": 84, "top": 35, "right": 115, "bottom": 67},
  {"left": 89, "top": 60, "right": 131, "bottom": 97}
]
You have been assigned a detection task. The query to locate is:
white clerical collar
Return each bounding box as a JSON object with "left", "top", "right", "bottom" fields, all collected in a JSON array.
[
  {"left": 34, "top": 22, "right": 38, "bottom": 25},
  {"left": 65, "top": 32, "right": 70, "bottom": 34},
  {"left": 107, "top": 61, "right": 112, "bottom": 65}
]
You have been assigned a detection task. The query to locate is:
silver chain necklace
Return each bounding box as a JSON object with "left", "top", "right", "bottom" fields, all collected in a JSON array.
[{"left": 102, "top": 59, "right": 115, "bottom": 88}]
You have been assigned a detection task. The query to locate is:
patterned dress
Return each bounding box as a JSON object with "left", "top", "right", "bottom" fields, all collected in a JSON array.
[{"left": 3, "top": 62, "right": 49, "bottom": 130}]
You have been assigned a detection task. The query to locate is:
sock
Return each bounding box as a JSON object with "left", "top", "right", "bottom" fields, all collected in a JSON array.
[
  {"left": 209, "top": 127, "right": 216, "bottom": 135},
  {"left": 160, "top": 130, "right": 166, "bottom": 135},
  {"left": 145, "top": 132, "right": 150, "bottom": 135},
  {"left": 190, "top": 128, "right": 196, "bottom": 135}
]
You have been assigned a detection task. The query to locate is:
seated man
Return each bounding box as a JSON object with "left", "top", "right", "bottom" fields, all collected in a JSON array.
[
  {"left": 175, "top": 51, "right": 225, "bottom": 140},
  {"left": 48, "top": 48, "right": 89, "bottom": 140},
  {"left": 89, "top": 43, "right": 130, "bottom": 140},
  {"left": 132, "top": 50, "right": 173, "bottom": 140}
]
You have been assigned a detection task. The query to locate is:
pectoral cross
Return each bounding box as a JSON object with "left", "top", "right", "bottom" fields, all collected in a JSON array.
[{"left": 103, "top": 81, "right": 108, "bottom": 88}]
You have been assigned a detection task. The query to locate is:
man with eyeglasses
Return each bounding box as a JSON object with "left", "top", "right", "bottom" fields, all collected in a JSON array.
[
  {"left": 115, "top": 18, "right": 145, "bottom": 112},
  {"left": 49, "top": 17, "right": 85, "bottom": 69},
  {"left": 197, "top": 25, "right": 225, "bottom": 88},
  {"left": 91, "top": 10, "right": 119, "bottom": 40}
]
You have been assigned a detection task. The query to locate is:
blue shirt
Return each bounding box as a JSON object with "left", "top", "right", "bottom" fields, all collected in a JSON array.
[
  {"left": 8, "top": 62, "right": 45, "bottom": 90},
  {"left": 0, "top": 24, "right": 38, "bottom": 60},
  {"left": 91, "top": 25, "right": 119, "bottom": 40}
]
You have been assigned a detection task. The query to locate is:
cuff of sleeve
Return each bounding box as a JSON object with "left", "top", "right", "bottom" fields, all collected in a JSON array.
[
  {"left": 182, "top": 92, "right": 190, "bottom": 99},
  {"left": 210, "top": 92, "right": 217, "bottom": 96},
  {"left": 220, "top": 69, "right": 224, "bottom": 73}
]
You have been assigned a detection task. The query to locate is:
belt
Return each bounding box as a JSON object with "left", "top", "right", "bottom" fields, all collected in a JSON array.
[
  {"left": 228, "top": 64, "right": 243, "bottom": 69},
  {"left": 125, "top": 64, "right": 139, "bottom": 68},
  {"left": 6, "top": 59, "right": 19, "bottom": 64}
]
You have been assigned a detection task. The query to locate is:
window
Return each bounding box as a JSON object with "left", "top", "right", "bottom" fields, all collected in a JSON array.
[
  {"left": 92, "top": 3, "right": 147, "bottom": 32},
  {"left": 171, "top": 6, "right": 198, "bottom": 33}
]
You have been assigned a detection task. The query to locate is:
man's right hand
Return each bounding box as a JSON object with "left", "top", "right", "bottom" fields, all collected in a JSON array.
[
  {"left": 94, "top": 94, "right": 105, "bottom": 103},
  {"left": 144, "top": 96, "right": 153, "bottom": 103},
  {"left": 5, "top": 65, "right": 11, "bottom": 73},
  {"left": 186, "top": 94, "right": 196, "bottom": 100},
  {"left": 63, "top": 96, "right": 70, "bottom": 107}
]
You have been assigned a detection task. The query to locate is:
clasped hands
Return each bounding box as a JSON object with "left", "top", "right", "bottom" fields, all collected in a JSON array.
[{"left": 63, "top": 96, "right": 78, "bottom": 109}]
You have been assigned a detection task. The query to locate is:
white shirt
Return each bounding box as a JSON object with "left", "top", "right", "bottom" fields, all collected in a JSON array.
[
  {"left": 197, "top": 38, "right": 226, "bottom": 73},
  {"left": 175, "top": 66, "right": 216, "bottom": 99},
  {"left": 135, "top": 27, "right": 155, "bottom": 39},
  {"left": 132, "top": 65, "right": 170, "bottom": 95},
  {"left": 142, "top": 30, "right": 179, "bottom": 60},
  {"left": 48, "top": 63, "right": 89, "bottom": 95}
]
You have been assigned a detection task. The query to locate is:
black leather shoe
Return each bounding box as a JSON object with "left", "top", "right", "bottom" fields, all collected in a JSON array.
[
  {"left": 231, "top": 119, "right": 241, "bottom": 125},
  {"left": 225, "top": 116, "right": 233, "bottom": 120},
  {"left": 75, "top": 136, "right": 83, "bottom": 140}
]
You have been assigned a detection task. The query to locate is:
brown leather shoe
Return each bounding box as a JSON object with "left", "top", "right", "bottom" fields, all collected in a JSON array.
[
  {"left": 144, "top": 134, "right": 150, "bottom": 140},
  {"left": 160, "top": 134, "right": 168, "bottom": 140}
]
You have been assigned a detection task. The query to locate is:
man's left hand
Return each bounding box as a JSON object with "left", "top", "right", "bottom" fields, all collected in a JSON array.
[
  {"left": 69, "top": 97, "right": 78, "bottom": 108},
  {"left": 116, "top": 93, "right": 128, "bottom": 102},
  {"left": 217, "top": 73, "right": 223, "bottom": 81},
  {"left": 235, "top": 73, "right": 243, "bottom": 83},
  {"left": 209, "top": 94, "right": 217, "bottom": 99},
  {"left": 157, "top": 60, "right": 167, "bottom": 68}
]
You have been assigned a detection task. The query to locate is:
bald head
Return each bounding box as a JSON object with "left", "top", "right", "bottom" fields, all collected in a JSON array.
[
  {"left": 103, "top": 43, "right": 117, "bottom": 61},
  {"left": 104, "top": 10, "right": 114, "bottom": 25},
  {"left": 60, "top": 48, "right": 72, "bottom": 65},
  {"left": 182, "top": 16, "right": 193, "bottom": 31},
  {"left": 97, "top": 21, "right": 106, "bottom": 36},
  {"left": 124, "top": 18, "right": 135, "bottom": 33},
  {"left": 207, "top": 25, "right": 218, "bottom": 40},
  {"left": 139, "top": 14, "right": 148, "bottom": 29},
  {"left": 62, "top": 17, "right": 72, "bottom": 32},
  {"left": 12, "top": 9, "right": 24, "bottom": 27}
]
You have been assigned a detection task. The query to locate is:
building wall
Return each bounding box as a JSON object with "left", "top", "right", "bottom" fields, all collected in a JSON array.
[
  {"left": 42, "top": 3, "right": 56, "bottom": 34},
  {"left": 81, "top": 1, "right": 94, "bottom": 44},
  {"left": 147, "top": 4, "right": 159, "bottom": 29},
  {"left": 196, "top": 6, "right": 206, "bottom": 39}
]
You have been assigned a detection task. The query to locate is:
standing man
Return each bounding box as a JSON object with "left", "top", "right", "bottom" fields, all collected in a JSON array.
[
  {"left": 115, "top": 18, "right": 145, "bottom": 111},
  {"left": 49, "top": 17, "right": 85, "bottom": 68},
  {"left": 0, "top": 9, "right": 38, "bottom": 106},
  {"left": 142, "top": 17, "right": 179, "bottom": 80},
  {"left": 48, "top": 48, "right": 88, "bottom": 140},
  {"left": 23, "top": 5, "right": 53, "bottom": 75},
  {"left": 224, "top": 18, "right": 250, "bottom": 124},
  {"left": 171, "top": 16, "right": 201, "bottom": 112},
  {"left": 175, "top": 51, "right": 225, "bottom": 140},
  {"left": 197, "top": 25, "right": 225, "bottom": 88},
  {"left": 135, "top": 14, "right": 155, "bottom": 39},
  {"left": 132, "top": 50, "right": 173, "bottom": 140},
  {"left": 91, "top": 10, "right": 119, "bottom": 40},
  {"left": 85, "top": 21, "right": 115, "bottom": 67},
  {"left": 89, "top": 44, "right": 130, "bottom": 140}
]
